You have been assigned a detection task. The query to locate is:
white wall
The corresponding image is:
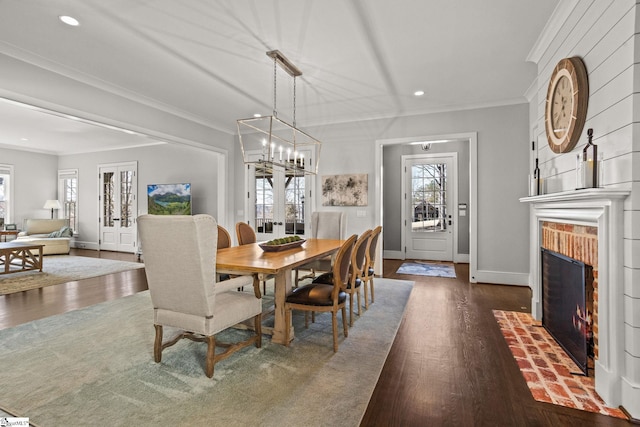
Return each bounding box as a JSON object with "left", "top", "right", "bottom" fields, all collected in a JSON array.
[
  {"left": 57, "top": 143, "right": 226, "bottom": 247},
  {"left": 530, "top": 0, "right": 639, "bottom": 416},
  {"left": 233, "top": 103, "right": 531, "bottom": 282},
  {"left": 0, "top": 147, "right": 58, "bottom": 224}
]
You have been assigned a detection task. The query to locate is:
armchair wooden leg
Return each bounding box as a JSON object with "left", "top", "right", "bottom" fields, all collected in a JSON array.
[
  {"left": 363, "top": 282, "right": 369, "bottom": 309},
  {"left": 153, "top": 324, "right": 163, "bottom": 363},
  {"left": 254, "top": 314, "right": 262, "bottom": 348},
  {"left": 357, "top": 289, "right": 361, "bottom": 317},
  {"left": 370, "top": 277, "right": 375, "bottom": 304},
  {"left": 349, "top": 293, "right": 354, "bottom": 327},
  {"left": 205, "top": 335, "right": 216, "bottom": 378}
]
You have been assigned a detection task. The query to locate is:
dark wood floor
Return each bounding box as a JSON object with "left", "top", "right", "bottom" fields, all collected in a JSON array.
[{"left": 0, "top": 251, "right": 630, "bottom": 426}]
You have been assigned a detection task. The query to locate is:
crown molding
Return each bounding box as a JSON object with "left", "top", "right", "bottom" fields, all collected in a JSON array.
[{"left": 527, "top": 0, "right": 580, "bottom": 65}]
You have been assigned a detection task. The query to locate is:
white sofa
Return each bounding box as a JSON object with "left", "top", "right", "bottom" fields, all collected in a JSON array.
[{"left": 16, "top": 219, "right": 71, "bottom": 255}]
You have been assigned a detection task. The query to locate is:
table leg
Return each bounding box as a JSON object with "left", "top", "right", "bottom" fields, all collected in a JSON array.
[{"left": 271, "top": 269, "right": 294, "bottom": 345}]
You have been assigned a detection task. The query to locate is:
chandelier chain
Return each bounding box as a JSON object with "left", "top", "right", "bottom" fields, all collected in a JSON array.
[
  {"left": 293, "top": 76, "right": 297, "bottom": 128},
  {"left": 273, "top": 57, "right": 278, "bottom": 118}
]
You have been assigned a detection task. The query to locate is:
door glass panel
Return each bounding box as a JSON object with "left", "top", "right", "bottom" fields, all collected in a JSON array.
[
  {"left": 255, "top": 164, "right": 274, "bottom": 234},
  {"left": 120, "top": 170, "right": 134, "bottom": 228},
  {"left": 284, "top": 170, "right": 305, "bottom": 235},
  {"left": 63, "top": 177, "right": 77, "bottom": 233},
  {"left": 103, "top": 171, "right": 115, "bottom": 227},
  {"left": 411, "top": 163, "right": 447, "bottom": 232}
]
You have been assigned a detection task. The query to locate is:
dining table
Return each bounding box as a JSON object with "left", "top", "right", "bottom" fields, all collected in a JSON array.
[{"left": 216, "top": 238, "right": 343, "bottom": 345}]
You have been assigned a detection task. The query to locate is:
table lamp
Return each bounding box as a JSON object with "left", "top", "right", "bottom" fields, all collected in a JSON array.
[{"left": 43, "top": 199, "right": 62, "bottom": 219}]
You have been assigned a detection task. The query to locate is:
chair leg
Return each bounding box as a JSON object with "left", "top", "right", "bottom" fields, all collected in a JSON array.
[
  {"left": 331, "top": 311, "right": 338, "bottom": 352},
  {"left": 205, "top": 335, "right": 216, "bottom": 378},
  {"left": 370, "top": 277, "right": 375, "bottom": 304},
  {"left": 153, "top": 324, "right": 163, "bottom": 363},
  {"left": 262, "top": 280, "right": 267, "bottom": 296},
  {"left": 341, "top": 305, "right": 348, "bottom": 338},
  {"left": 363, "top": 281, "right": 369, "bottom": 310},
  {"left": 356, "top": 289, "right": 361, "bottom": 317},
  {"left": 349, "top": 293, "right": 354, "bottom": 327}
]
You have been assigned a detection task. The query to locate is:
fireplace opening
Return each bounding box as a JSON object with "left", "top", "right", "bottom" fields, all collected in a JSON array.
[{"left": 541, "top": 248, "right": 594, "bottom": 375}]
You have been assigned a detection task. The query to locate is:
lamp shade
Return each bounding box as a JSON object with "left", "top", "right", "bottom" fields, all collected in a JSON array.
[{"left": 43, "top": 200, "right": 63, "bottom": 210}]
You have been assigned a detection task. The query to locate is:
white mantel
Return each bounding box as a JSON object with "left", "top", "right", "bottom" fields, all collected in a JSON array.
[{"left": 521, "top": 188, "right": 631, "bottom": 412}]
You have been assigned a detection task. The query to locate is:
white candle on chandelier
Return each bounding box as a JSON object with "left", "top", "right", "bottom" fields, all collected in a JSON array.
[
  {"left": 279, "top": 146, "right": 283, "bottom": 161},
  {"left": 300, "top": 153, "right": 304, "bottom": 167},
  {"left": 270, "top": 143, "right": 275, "bottom": 159},
  {"left": 287, "top": 148, "right": 291, "bottom": 162}
]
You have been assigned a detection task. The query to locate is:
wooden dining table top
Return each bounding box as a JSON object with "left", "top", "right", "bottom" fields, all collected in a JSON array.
[{"left": 216, "top": 238, "right": 343, "bottom": 274}]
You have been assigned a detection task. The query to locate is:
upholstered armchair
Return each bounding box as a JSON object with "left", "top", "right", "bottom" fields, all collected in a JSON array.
[
  {"left": 295, "top": 211, "right": 348, "bottom": 285},
  {"left": 138, "top": 214, "right": 262, "bottom": 378}
]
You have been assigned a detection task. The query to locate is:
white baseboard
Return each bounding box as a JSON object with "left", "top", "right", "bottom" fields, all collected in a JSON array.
[
  {"left": 71, "top": 240, "right": 100, "bottom": 251},
  {"left": 472, "top": 270, "right": 529, "bottom": 286},
  {"left": 383, "top": 250, "right": 404, "bottom": 260}
]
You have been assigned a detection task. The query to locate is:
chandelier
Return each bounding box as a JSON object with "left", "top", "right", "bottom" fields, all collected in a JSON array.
[{"left": 237, "top": 50, "right": 321, "bottom": 175}]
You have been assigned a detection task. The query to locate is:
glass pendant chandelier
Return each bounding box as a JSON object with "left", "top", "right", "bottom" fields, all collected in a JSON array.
[{"left": 237, "top": 50, "right": 321, "bottom": 175}]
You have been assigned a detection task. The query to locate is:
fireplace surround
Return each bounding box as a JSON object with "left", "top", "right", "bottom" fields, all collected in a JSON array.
[{"left": 521, "top": 188, "right": 635, "bottom": 415}]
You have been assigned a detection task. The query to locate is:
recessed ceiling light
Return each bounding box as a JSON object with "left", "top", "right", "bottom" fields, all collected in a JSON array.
[
  {"left": 20, "top": 138, "right": 29, "bottom": 141},
  {"left": 59, "top": 15, "right": 80, "bottom": 26},
  {"left": 414, "top": 90, "right": 425, "bottom": 97},
  {"left": 253, "top": 113, "right": 262, "bottom": 118}
]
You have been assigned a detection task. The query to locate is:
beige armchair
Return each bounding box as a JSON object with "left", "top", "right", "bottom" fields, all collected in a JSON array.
[
  {"left": 295, "top": 211, "right": 348, "bottom": 285},
  {"left": 138, "top": 214, "right": 262, "bottom": 378}
]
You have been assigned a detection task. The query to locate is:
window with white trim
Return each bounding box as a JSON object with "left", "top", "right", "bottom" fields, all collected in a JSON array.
[{"left": 58, "top": 169, "right": 78, "bottom": 234}]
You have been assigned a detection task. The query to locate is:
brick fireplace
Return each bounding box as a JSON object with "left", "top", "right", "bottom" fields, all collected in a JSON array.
[{"left": 522, "top": 189, "right": 636, "bottom": 416}]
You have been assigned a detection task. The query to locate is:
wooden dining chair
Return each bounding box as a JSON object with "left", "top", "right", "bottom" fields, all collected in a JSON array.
[
  {"left": 362, "top": 225, "right": 382, "bottom": 308},
  {"left": 235, "top": 222, "right": 270, "bottom": 295},
  {"left": 312, "top": 229, "right": 371, "bottom": 327},
  {"left": 217, "top": 225, "right": 232, "bottom": 281},
  {"left": 284, "top": 234, "right": 357, "bottom": 352}
]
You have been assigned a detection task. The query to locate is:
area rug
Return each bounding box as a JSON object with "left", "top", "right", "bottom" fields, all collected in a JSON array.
[
  {"left": 396, "top": 261, "right": 456, "bottom": 278},
  {"left": 0, "top": 278, "right": 414, "bottom": 426},
  {"left": 0, "top": 256, "right": 145, "bottom": 295},
  {"left": 493, "top": 310, "right": 627, "bottom": 420}
]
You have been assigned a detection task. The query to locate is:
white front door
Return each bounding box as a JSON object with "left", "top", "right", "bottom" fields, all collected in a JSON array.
[
  {"left": 403, "top": 154, "right": 456, "bottom": 261},
  {"left": 99, "top": 162, "right": 138, "bottom": 253}
]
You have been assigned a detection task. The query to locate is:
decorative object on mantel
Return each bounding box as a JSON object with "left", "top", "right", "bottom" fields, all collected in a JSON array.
[
  {"left": 530, "top": 157, "right": 542, "bottom": 196},
  {"left": 544, "top": 56, "right": 589, "bottom": 154},
  {"left": 576, "top": 128, "right": 600, "bottom": 189},
  {"left": 237, "top": 50, "right": 321, "bottom": 175}
]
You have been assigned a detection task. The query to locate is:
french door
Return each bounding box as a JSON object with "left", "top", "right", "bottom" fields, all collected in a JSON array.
[
  {"left": 403, "top": 154, "right": 456, "bottom": 261},
  {"left": 245, "top": 151, "right": 312, "bottom": 241},
  {"left": 98, "top": 162, "right": 138, "bottom": 253}
]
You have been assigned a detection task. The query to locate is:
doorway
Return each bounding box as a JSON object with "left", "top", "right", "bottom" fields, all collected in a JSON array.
[
  {"left": 98, "top": 161, "right": 138, "bottom": 253},
  {"left": 244, "top": 150, "right": 313, "bottom": 240},
  {"left": 402, "top": 153, "right": 457, "bottom": 261}
]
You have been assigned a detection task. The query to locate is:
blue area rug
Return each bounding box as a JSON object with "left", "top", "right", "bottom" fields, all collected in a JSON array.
[{"left": 396, "top": 261, "right": 456, "bottom": 278}]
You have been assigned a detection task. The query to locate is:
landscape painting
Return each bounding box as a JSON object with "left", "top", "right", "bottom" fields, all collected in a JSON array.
[
  {"left": 147, "top": 183, "right": 192, "bottom": 215},
  {"left": 321, "top": 174, "right": 368, "bottom": 206}
]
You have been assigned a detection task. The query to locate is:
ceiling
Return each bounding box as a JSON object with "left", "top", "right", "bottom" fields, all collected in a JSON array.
[{"left": 0, "top": 0, "right": 560, "bottom": 155}]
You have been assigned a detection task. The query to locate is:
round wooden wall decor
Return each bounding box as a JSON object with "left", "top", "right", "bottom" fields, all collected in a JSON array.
[{"left": 544, "top": 57, "right": 589, "bottom": 154}]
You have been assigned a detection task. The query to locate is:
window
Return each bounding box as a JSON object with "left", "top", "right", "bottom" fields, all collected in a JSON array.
[
  {"left": 58, "top": 169, "right": 78, "bottom": 234},
  {"left": 0, "top": 164, "right": 14, "bottom": 225},
  {"left": 411, "top": 163, "right": 447, "bottom": 232}
]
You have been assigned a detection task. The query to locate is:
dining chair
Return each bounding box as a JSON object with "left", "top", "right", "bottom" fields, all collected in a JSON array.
[
  {"left": 312, "top": 229, "right": 371, "bottom": 327},
  {"left": 284, "top": 234, "right": 357, "bottom": 352},
  {"left": 138, "top": 214, "right": 262, "bottom": 378},
  {"left": 217, "top": 225, "right": 232, "bottom": 281},
  {"left": 235, "top": 221, "right": 270, "bottom": 295},
  {"left": 362, "top": 225, "right": 382, "bottom": 309},
  {"left": 295, "top": 211, "right": 348, "bottom": 286}
]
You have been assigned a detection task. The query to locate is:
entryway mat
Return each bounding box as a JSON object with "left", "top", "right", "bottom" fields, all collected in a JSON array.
[{"left": 395, "top": 261, "right": 456, "bottom": 278}]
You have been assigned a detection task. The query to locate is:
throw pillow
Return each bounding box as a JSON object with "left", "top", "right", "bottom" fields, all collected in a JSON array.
[{"left": 48, "top": 226, "right": 72, "bottom": 238}]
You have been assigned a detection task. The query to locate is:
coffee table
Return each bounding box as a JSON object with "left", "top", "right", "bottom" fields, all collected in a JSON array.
[{"left": 0, "top": 242, "right": 44, "bottom": 275}]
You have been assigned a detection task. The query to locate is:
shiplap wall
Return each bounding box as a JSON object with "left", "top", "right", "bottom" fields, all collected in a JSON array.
[{"left": 531, "top": 0, "right": 639, "bottom": 417}]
